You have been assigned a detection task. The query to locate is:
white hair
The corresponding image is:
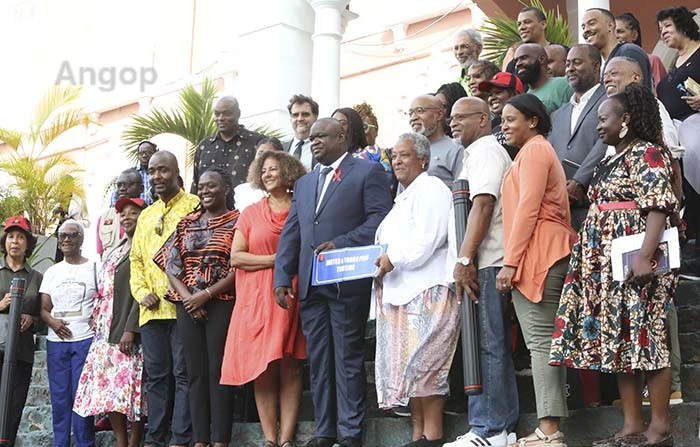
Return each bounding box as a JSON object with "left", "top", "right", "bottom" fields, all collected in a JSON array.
[
  {"left": 455, "top": 28, "right": 483, "bottom": 47},
  {"left": 58, "top": 219, "right": 84, "bottom": 238},
  {"left": 397, "top": 132, "right": 431, "bottom": 169}
]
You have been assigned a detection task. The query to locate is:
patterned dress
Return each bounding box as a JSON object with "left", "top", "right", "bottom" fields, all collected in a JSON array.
[
  {"left": 73, "top": 244, "right": 145, "bottom": 420},
  {"left": 549, "top": 141, "right": 679, "bottom": 373}
]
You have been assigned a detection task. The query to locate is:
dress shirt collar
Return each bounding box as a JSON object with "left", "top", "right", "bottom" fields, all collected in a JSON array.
[{"left": 570, "top": 83, "right": 600, "bottom": 107}]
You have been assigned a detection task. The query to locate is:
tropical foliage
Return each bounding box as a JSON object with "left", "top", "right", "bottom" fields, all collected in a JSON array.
[
  {"left": 480, "top": 0, "right": 573, "bottom": 67},
  {"left": 122, "top": 77, "right": 286, "bottom": 167},
  {"left": 0, "top": 85, "right": 88, "bottom": 234}
]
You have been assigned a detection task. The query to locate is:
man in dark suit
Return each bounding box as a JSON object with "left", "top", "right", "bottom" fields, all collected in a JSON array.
[
  {"left": 274, "top": 118, "right": 392, "bottom": 447},
  {"left": 549, "top": 44, "right": 607, "bottom": 230}
]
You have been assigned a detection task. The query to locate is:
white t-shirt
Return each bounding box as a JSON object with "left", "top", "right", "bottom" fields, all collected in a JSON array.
[
  {"left": 40, "top": 260, "right": 99, "bottom": 342},
  {"left": 456, "top": 134, "right": 512, "bottom": 269}
]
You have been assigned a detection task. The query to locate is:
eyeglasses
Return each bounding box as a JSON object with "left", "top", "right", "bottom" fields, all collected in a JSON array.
[
  {"left": 58, "top": 232, "right": 81, "bottom": 241},
  {"left": 449, "top": 112, "right": 486, "bottom": 122},
  {"left": 362, "top": 123, "right": 377, "bottom": 132},
  {"left": 405, "top": 107, "right": 441, "bottom": 117}
]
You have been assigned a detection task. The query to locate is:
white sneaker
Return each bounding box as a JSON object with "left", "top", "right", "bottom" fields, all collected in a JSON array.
[
  {"left": 507, "top": 433, "right": 517, "bottom": 445},
  {"left": 443, "top": 430, "right": 508, "bottom": 446}
]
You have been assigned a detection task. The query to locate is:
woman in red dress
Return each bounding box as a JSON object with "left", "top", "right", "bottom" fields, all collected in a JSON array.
[{"left": 221, "top": 150, "right": 307, "bottom": 447}]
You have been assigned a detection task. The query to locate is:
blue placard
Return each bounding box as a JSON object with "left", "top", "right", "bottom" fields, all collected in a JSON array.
[{"left": 311, "top": 244, "right": 386, "bottom": 286}]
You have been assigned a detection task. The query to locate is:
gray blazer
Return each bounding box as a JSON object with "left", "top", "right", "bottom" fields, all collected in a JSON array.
[{"left": 549, "top": 83, "right": 608, "bottom": 230}]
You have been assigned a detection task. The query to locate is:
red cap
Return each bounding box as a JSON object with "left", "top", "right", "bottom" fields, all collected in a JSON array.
[
  {"left": 478, "top": 72, "right": 524, "bottom": 94},
  {"left": 4, "top": 216, "right": 31, "bottom": 234},
  {"left": 115, "top": 197, "right": 147, "bottom": 213}
]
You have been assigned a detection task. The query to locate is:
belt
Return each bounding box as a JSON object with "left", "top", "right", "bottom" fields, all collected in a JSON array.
[{"left": 588, "top": 201, "right": 637, "bottom": 217}]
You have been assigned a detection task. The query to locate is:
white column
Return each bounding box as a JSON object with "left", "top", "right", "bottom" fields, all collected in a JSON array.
[
  {"left": 575, "top": 0, "right": 610, "bottom": 44},
  {"left": 309, "top": 0, "right": 357, "bottom": 116}
]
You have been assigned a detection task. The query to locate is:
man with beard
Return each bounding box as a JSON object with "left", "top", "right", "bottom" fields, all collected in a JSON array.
[
  {"left": 407, "top": 95, "right": 464, "bottom": 189},
  {"left": 548, "top": 44, "right": 607, "bottom": 230},
  {"left": 454, "top": 29, "right": 483, "bottom": 94},
  {"left": 191, "top": 96, "right": 264, "bottom": 208},
  {"left": 581, "top": 8, "right": 652, "bottom": 92},
  {"left": 514, "top": 43, "right": 573, "bottom": 113},
  {"left": 283, "top": 94, "right": 319, "bottom": 170}
]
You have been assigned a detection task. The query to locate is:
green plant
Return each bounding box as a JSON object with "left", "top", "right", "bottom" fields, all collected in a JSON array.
[
  {"left": 0, "top": 85, "right": 88, "bottom": 234},
  {"left": 480, "top": 0, "right": 573, "bottom": 68},
  {"left": 122, "top": 78, "right": 286, "bottom": 167},
  {"left": 0, "top": 187, "right": 25, "bottom": 222}
]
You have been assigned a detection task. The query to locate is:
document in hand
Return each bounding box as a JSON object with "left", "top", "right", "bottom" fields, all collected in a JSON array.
[
  {"left": 312, "top": 244, "right": 387, "bottom": 286},
  {"left": 610, "top": 227, "right": 680, "bottom": 282}
]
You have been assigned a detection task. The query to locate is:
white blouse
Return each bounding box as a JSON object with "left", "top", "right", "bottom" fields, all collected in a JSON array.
[{"left": 375, "top": 172, "right": 453, "bottom": 306}]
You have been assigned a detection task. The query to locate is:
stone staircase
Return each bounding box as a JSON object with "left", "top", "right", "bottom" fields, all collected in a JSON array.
[{"left": 15, "top": 280, "right": 700, "bottom": 446}]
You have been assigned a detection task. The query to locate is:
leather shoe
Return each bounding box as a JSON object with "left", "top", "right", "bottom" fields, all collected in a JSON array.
[
  {"left": 303, "top": 437, "right": 337, "bottom": 447},
  {"left": 339, "top": 437, "right": 362, "bottom": 447}
]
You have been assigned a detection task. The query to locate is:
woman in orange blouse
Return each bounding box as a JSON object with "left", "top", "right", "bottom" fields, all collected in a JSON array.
[
  {"left": 496, "top": 94, "right": 577, "bottom": 447},
  {"left": 154, "top": 167, "right": 238, "bottom": 447}
]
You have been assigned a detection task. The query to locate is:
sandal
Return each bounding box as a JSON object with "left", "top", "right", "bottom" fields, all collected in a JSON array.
[
  {"left": 263, "top": 442, "right": 278, "bottom": 447},
  {"left": 510, "top": 428, "right": 567, "bottom": 447},
  {"left": 592, "top": 433, "right": 646, "bottom": 447},
  {"left": 280, "top": 442, "right": 295, "bottom": 447},
  {"left": 620, "top": 434, "right": 674, "bottom": 447}
]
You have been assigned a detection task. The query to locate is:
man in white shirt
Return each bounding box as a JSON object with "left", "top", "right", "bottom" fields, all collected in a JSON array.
[
  {"left": 283, "top": 94, "right": 318, "bottom": 170},
  {"left": 549, "top": 44, "right": 608, "bottom": 230},
  {"left": 444, "top": 97, "right": 517, "bottom": 447}
]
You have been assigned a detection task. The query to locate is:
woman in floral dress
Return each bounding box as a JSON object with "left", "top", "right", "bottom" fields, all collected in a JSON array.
[
  {"left": 549, "top": 84, "right": 679, "bottom": 447},
  {"left": 74, "top": 198, "right": 147, "bottom": 447}
]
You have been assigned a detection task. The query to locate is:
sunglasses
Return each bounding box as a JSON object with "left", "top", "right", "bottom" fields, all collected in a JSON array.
[
  {"left": 363, "top": 122, "right": 377, "bottom": 132},
  {"left": 58, "top": 232, "right": 81, "bottom": 241}
]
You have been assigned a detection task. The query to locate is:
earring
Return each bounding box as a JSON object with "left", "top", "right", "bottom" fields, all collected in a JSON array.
[{"left": 619, "top": 122, "right": 628, "bottom": 139}]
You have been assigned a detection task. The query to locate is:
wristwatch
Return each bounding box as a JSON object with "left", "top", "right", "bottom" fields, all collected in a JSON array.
[{"left": 456, "top": 257, "right": 472, "bottom": 266}]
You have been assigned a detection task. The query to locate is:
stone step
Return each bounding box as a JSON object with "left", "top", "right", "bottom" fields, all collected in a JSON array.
[
  {"left": 33, "top": 349, "right": 46, "bottom": 368},
  {"left": 31, "top": 365, "right": 47, "bottom": 384},
  {"left": 18, "top": 404, "right": 52, "bottom": 433},
  {"left": 36, "top": 334, "right": 47, "bottom": 351},
  {"left": 14, "top": 403, "right": 700, "bottom": 447},
  {"left": 24, "top": 384, "right": 50, "bottom": 407}
]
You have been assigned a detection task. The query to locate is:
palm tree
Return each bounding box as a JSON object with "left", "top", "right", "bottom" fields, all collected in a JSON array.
[
  {"left": 0, "top": 85, "right": 88, "bottom": 234},
  {"left": 122, "top": 77, "right": 285, "bottom": 167},
  {"left": 480, "top": 0, "right": 573, "bottom": 68}
]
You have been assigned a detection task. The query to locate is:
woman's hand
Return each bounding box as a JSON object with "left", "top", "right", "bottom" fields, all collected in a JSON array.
[
  {"left": 183, "top": 290, "right": 210, "bottom": 314},
  {"left": 496, "top": 266, "right": 517, "bottom": 294},
  {"left": 629, "top": 255, "right": 654, "bottom": 287},
  {"left": 682, "top": 94, "right": 700, "bottom": 111},
  {"left": 49, "top": 317, "right": 73, "bottom": 340},
  {"left": 190, "top": 308, "right": 208, "bottom": 321},
  {"left": 374, "top": 254, "right": 394, "bottom": 280},
  {"left": 19, "top": 314, "right": 33, "bottom": 332},
  {"left": 119, "top": 331, "right": 135, "bottom": 355},
  {"left": 0, "top": 293, "right": 11, "bottom": 312}
]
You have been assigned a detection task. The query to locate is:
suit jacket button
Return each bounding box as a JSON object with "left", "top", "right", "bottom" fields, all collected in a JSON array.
[{"left": 314, "top": 221, "right": 319, "bottom": 225}]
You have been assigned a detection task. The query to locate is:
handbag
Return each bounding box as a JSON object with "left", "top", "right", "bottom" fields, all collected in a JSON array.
[{"left": 0, "top": 268, "right": 36, "bottom": 352}]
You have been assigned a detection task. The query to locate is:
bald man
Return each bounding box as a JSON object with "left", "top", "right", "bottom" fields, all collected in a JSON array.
[
  {"left": 546, "top": 44, "right": 568, "bottom": 77},
  {"left": 514, "top": 43, "right": 574, "bottom": 113},
  {"left": 131, "top": 150, "right": 200, "bottom": 447},
  {"left": 191, "top": 96, "right": 264, "bottom": 208},
  {"left": 446, "top": 97, "right": 518, "bottom": 447},
  {"left": 407, "top": 95, "right": 464, "bottom": 188}
]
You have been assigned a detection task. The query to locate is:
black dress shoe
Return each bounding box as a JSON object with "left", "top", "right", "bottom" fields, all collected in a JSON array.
[
  {"left": 303, "top": 437, "right": 337, "bottom": 447},
  {"left": 339, "top": 437, "right": 362, "bottom": 447}
]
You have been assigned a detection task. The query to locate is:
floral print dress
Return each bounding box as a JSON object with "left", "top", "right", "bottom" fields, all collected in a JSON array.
[
  {"left": 549, "top": 141, "right": 679, "bottom": 373},
  {"left": 73, "top": 244, "right": 145, "bottom": 420}
]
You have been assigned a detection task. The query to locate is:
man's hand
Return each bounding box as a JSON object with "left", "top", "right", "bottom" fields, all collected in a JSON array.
[
  {"left": 140, "top": 293, "right": 160, "bottom": 310},
  {"left": 49, "top": 317, "right": 72, "bottom": 340},
  {"left": 374, "top": 254, "right": 394, "bottom": 280},
  {"left": 19, "top": 314, "right": 33, "bottom": 332},
  {"left": 274, "top": 287, "right": 294, "bottom": 310},
  {"left": 314, "top": 241, "right": 336, "bottom": 254},
  {"left": 0, "top": 293, "right": 11, "bottom": 312},
  {"left": 566, "top": 180, "right": 585, "bottom": 206},
  {"left": 454, "top": 263, "right": 480, "bottom": 303},
  {"left": 119, "top": 331, "right": 135, "bottom": 355},
  {"left": 183, "top": 290, "right": 209, "bottom": 314}
]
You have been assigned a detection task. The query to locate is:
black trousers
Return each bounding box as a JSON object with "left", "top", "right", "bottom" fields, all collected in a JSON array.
[
  {"left": 0, "top": 354, "right": 33, "bottom": 447},
  {"left": 176, "top": 299, "right": 235, "bottom": 443}
]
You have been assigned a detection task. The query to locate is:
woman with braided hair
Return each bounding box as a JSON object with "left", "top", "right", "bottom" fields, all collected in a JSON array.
[
  {"left": 353, "top": 102, "right": 396, "bottom": 194},
  {"left": 550, "top": 83, "right": 678, "bottom": 447}
]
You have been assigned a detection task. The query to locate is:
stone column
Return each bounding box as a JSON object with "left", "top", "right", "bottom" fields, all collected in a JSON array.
[{"left": 309, "top": 0, "right": 357, "bottom": 116}]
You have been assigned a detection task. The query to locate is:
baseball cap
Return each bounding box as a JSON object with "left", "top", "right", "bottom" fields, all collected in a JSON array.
[
  {"left": 115, "top": 197, "right": 147, "bottom": 213},
  {"left": 478, "top": 72, "right": 524, "bottom": 94},
  {"left": 4, "top": 216, "right": 31, "bottom": 234}
]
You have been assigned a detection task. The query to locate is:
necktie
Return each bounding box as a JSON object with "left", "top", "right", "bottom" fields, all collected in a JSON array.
[
  {"left": 316, "top": 166, "right": 334, "bottom": 205},
  {"left": 293, "top": 140, "right": 304, "bottom": 159}
]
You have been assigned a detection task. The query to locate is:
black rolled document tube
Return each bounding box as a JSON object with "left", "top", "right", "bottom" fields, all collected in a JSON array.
[
  {"left": 0, "top": 277, "right": 27, "bottom": 444},
  {"left": 452, "top": 179, "right": 482, "bottom": 395}
]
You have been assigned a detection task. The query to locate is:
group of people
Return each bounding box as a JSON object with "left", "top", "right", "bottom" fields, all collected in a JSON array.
[{"left": 1, "top": 4, "right": 698, "bottom": 447}]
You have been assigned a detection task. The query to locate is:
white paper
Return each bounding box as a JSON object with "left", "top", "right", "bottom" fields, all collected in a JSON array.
[{"left": 610, "top": 227, "right": 680, "bottom": 281}]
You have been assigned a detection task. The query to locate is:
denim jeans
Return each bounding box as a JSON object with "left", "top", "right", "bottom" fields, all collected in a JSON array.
[
  {"left": 468, "top": 267, "right": 519, "bottom": 438},
  {"left": 140, "top": 319, "right": 192, "bottom": 447},
  {"left": 46, "top": 338, "right": 95, "bottom": 447}
]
